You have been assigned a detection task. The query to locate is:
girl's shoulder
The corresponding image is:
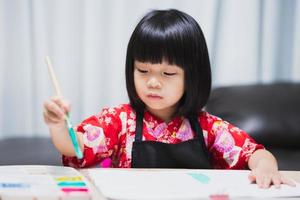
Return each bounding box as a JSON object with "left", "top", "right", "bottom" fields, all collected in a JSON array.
[
  {"left": 199, "top": 110, "right": 222, "bottom": 122},
  {"left": 198, "top": 111, "right": 224, "bottom": 130},
  {"left": 199, "top": 111, "right": 246, "bottom": 135}
]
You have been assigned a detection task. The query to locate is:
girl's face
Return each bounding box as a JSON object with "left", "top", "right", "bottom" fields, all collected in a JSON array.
[{"left": 134, "top": 60, "right": 184, "bottom": 121}]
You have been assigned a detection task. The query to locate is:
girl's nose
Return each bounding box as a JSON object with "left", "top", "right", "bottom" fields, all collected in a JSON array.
[{"left": 147, "top": 77, "right": 162, "bottom": 88}]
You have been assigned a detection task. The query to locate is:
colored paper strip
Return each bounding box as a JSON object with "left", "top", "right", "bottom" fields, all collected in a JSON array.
[
  {"left": 57, "top": 182, "right": 86, "bottom": 187},
  {"left": 55, "top": 176, "right": 83, "bottom": 181},
  {"left": 61, "top": 188, "right": 89, "bottom": 193}
]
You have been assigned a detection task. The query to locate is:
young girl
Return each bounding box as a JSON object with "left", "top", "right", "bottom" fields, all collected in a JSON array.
[{"left": 44, "top": 9, "right": 295, "bottom": 188}]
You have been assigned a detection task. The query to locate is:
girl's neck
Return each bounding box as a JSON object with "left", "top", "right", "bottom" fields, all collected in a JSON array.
[{"left": 145, "top": 105, "right": 177, "bottom": 123}]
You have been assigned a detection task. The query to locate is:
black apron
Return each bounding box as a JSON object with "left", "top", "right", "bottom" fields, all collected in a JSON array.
[{"left": 131, "top": 111, "right": 212, "bottom": 169}]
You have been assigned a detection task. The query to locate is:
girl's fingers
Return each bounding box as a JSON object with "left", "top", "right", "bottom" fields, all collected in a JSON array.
[
  {"left": 63, "top": 102, "right": 71, "bottom": 113},
  {"left": 272, "top": 176, "right": 281, "bottom": 188},
  {"left": 262, "top": 176, "right": 272, "bottom": 188},
  {"left": 46, "top": 110, "right": 62, "bottom": 122},
  {"left": 255, "top": 173, "right": 272, "bottom": 188},
  {"left": 281, "top": 177, "right": 296, "bottom": 187},
  {"left": 249, "top": 170, "right": 296, "bottom": 189},
  {"left": 44, "top": 100, "right": 65, "bottom": 119},
  {"left": 43, "top": 108, "right": 63, "bottom": 123},
  {"left": 51, "top": 96, "right": 71, "bottom": 113},
  {"left": 248, "top": 172, "right": 256, "bottom": 183},
  {"left": 256, "top": 174, "right": 264, "bottom": 188}
]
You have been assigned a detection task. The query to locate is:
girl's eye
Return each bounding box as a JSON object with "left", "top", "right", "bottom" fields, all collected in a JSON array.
[
  {"left": 137, "top": 69, "right": 148, "bottom": 74},
  {"left": 163, "top": 72, "right": 177, "bottom": 76}
]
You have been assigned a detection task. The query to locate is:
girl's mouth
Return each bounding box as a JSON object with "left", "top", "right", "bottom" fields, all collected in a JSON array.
[{"left": 147, "top": 94, "right": 163, "bottom": 99}]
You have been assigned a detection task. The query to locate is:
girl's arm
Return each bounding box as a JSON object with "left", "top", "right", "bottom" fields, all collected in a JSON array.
[
  {"left": 248, "top": 149, "right": 296, "bottom": 188},
  {"left": 43, "top": 96, "right": 83, "bottom": 157},
  {"left": 49, "top": 122, "right": 84, "bottom": 157}
]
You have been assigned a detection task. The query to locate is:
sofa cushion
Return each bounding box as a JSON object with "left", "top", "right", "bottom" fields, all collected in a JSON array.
[
  {"left": 270, "top": 148, "right": 300, "bottom": 170},
  {"left": 0, "top": 137, "right": 61, "bottom": 165},
  {"left": 205, "top": 82, "right": 300, "bottom": 149}
]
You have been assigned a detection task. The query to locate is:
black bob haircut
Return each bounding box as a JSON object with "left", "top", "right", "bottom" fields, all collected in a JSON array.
[{"left": 125, "top": 9, "right": 211, "bottom": 117}]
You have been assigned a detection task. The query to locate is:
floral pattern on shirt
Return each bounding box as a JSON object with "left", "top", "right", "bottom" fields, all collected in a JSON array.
[
  {"left": 62, "top": 104, "right": 264, "bottom": 169},
  {"left": 212, "top": 121, "right": 235, "bottom": 153},
  {"left": 176, "top": 119, "right": 194, "bottom": 141},
  {"left": 83, "top": 124, "right": 107, "bottom": 154}
]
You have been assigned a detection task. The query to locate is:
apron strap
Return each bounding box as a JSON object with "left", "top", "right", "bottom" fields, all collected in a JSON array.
[
  {"left": 188, "top": 115, "right": 211, "bottom": 163},
  {"left": 188, "top": 115, "right": 202, "bottom": 138},
  {"left": 135, "top": 111, "right": 144, "bottom": 142}
]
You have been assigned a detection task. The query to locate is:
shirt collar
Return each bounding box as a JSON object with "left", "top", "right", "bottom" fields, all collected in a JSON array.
[{"left": 143, "top": 110, "right": 183, "bottom": 128}]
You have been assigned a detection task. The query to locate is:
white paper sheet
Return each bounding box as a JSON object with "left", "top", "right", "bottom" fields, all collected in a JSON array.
[{"left": 88, "top": 169, "right": 300, "bottom": 200}]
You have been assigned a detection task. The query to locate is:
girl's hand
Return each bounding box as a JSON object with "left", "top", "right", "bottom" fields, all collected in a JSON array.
[
  {"left": 43, "top": 96, "right": 82, "bottom": 156},
  {"left": 43, "top": 96, "right": 71, "bottom": 128},
  {"left": 248, "top": 160, "right": 296, "bottom": 188}
]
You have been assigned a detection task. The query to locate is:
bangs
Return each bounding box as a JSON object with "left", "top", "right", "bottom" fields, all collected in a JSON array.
[
  {"left": 131, "top": 31, "right": 181, "bottom": 66},
  {"left": 131, "top": 14, "right": 197, "bottom": 68}
]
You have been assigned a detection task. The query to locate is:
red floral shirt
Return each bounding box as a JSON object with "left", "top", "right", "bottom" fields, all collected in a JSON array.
[{"left": 63, "top": 104, "right": 264, "bottom": 169}]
